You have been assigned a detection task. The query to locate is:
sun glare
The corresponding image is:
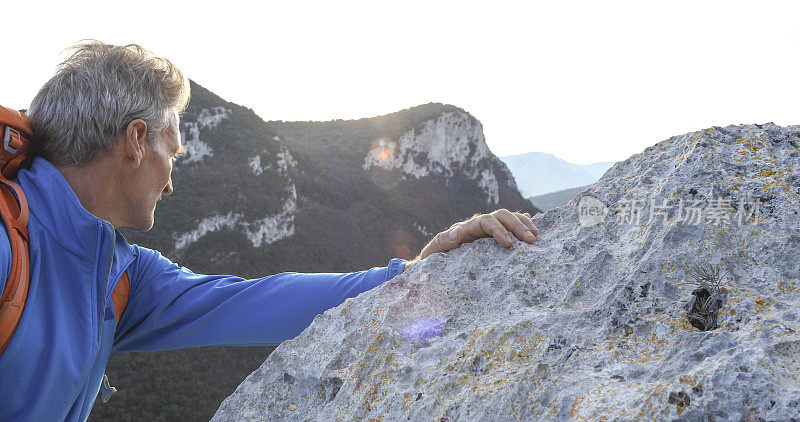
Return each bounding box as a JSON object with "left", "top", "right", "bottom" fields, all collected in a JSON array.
[{"left": 370, "top": 138, "right": 396, "bottom": 163}]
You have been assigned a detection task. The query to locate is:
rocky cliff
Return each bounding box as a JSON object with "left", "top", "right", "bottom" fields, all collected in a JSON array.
[
  {"left": 362, "top": 111, "right": 505, "bottom": 204},
  {"left": 213, "top": 123, "right": 800, "bottom": 420},
  {"left": 266, "top": 103, "right": 530, "bottom": 268}
]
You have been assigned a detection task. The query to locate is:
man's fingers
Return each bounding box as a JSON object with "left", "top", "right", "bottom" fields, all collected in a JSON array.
[
  {"left": 459, "top": 210, "right": 535, "bottom": 247},
  {"left": 477, "top": 215, "right": 514, "bottom": 248},
  {"left": 515, "top": 211, "right": 539, "bottom": 236},
  {"left": 443, "top": 224, "right": 465, "bottom": 241},
  {"left": 492, "top": 209, "right": 536, "bottom": 244},
  {"left": 420, "top": 225, "right": 463, "bottom": 259},
  {"left": 418, "top": 208, "right": 541, "bottom": 261}
]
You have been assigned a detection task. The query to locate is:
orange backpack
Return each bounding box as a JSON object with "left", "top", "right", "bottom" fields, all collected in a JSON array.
[{"left": 0, "top": 105, "right": 130, "bottom": 357}]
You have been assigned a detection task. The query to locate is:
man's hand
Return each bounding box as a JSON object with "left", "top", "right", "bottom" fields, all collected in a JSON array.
[{"left": 408, "top": 209, "right": 539, "bottom": 266}]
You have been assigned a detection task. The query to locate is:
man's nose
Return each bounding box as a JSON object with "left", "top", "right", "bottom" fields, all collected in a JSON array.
[{"left": 163, "top": 176, "right": 174, "bottom": 195}]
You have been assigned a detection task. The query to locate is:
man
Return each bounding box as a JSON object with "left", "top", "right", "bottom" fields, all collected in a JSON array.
[{"left": 0, "top": 41, "right": 538, "bottom": 421}]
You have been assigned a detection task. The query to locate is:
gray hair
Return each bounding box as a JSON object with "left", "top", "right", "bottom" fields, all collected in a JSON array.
[{"left": 28, "top": 40, "right": 191, "bottom": 167}]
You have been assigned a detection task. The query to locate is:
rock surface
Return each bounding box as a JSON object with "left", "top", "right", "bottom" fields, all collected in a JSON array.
[{"left": 213, "top": 123, "right": 800, "bottom": 420}]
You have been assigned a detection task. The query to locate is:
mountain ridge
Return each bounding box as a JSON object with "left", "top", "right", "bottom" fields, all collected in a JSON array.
[
  {"left": 529, "top": 184, "right": 591, "bottom": 211},
  {"left": 500, "top": 151, "right": 615, "bottom": 197}
]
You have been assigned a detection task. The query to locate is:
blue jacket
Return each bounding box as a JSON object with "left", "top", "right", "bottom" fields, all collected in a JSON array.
[{"left": 0, "top": 157, "right": 406, "bottom": 421}]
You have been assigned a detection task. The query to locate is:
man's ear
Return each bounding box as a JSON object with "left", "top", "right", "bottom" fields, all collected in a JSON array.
[{"left": 121, "top": 119, "right": 148, "bottom": 167}]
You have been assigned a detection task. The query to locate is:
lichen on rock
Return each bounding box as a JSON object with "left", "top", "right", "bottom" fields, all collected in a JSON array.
[{"left": 213, "top": 123, "right": 800, "bottom": 421}]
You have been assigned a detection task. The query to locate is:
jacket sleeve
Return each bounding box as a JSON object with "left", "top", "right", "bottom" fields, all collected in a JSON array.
[{"left": 112, "top": 245, "right": 406, "bottom": 352}]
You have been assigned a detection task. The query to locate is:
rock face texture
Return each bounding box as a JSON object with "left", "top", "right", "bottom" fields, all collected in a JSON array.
[
  {"left": 363, "top": 111, "right": 506, "bottom": 204},
  {"left": 213, "top": 123, "right": 800, "bottom": 421}
]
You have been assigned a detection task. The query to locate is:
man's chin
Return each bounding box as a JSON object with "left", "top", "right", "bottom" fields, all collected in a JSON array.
[
  {"left": 140, "top": 219, "right": 156, "bottom": 232},
  {"left": 118, "top": 217, "right": 156, "bottom": 232},
  {"left": 119, "top": 224, "right": 154, "bottom": 233}
]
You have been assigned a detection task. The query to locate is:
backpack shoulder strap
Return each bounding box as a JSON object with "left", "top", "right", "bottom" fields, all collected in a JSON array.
[
  {"left": 0, "top": 105, "right": 33, "bottom": 357},
  {"left": 112, "top": 272, "right": 130, "bottom": 325},
  {"left": 0, "top": 176, "right": 30, "bottom": 356}
]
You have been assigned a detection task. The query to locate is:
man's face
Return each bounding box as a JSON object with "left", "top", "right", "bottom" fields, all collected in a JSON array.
[{"left": 129, "top": 110, "right": 183, "bottom": 231}]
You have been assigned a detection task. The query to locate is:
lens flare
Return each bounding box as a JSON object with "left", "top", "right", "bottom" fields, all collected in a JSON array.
[
  {"left": 366, "top": 138, "right": 401, "bottom": 189},
  {"left": 395, "top": 245, "right": 411, "bottom": 259},
  {"left": 399, "top": 318, "right": 445, "bottom": 345},
  {"left": 389, "top": 229, "right": 416, "bottom": 260},
  {"left": 384, "top": 272, "right": 450, "bottom": 348},
  {"left": 368, "top": 138, "right": 396, "bottom": 163}
]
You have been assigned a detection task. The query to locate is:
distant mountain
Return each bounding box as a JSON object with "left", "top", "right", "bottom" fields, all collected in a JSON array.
[
  {"left": 90, "top": 82, "right": 537, "bottom": 421},
  {"left": 528, "top": 184, "right": 590, "bottom": 211},
  {"left": 500, "top": 152, "right": 615, "bottom": 197}
]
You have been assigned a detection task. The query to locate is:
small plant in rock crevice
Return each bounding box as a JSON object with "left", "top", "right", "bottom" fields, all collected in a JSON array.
[{"left": 687, "top": 263, "right": 726, "bottom": 331}]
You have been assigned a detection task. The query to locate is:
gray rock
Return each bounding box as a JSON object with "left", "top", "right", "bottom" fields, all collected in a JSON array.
[{"left": 213, "top": 123, "right": 800, "bottom": 421}]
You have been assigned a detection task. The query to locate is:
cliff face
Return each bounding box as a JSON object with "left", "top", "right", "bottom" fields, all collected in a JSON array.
[
  {"left": 213, "top": 123, "right": 800, "bottom": 420},
  {"left": 363, "top": 111, "right": 510, "bottom": 204},
  {"left": 173, "top": 104, "right": 298, "bottom": 252},
  {"left": 265, "top": 103, "right": 534, "bottom": 270}
]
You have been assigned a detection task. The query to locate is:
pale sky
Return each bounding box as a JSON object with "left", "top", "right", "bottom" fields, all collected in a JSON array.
[{"left": 5, "top": 1, "right": 799, "bottom": 164}]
